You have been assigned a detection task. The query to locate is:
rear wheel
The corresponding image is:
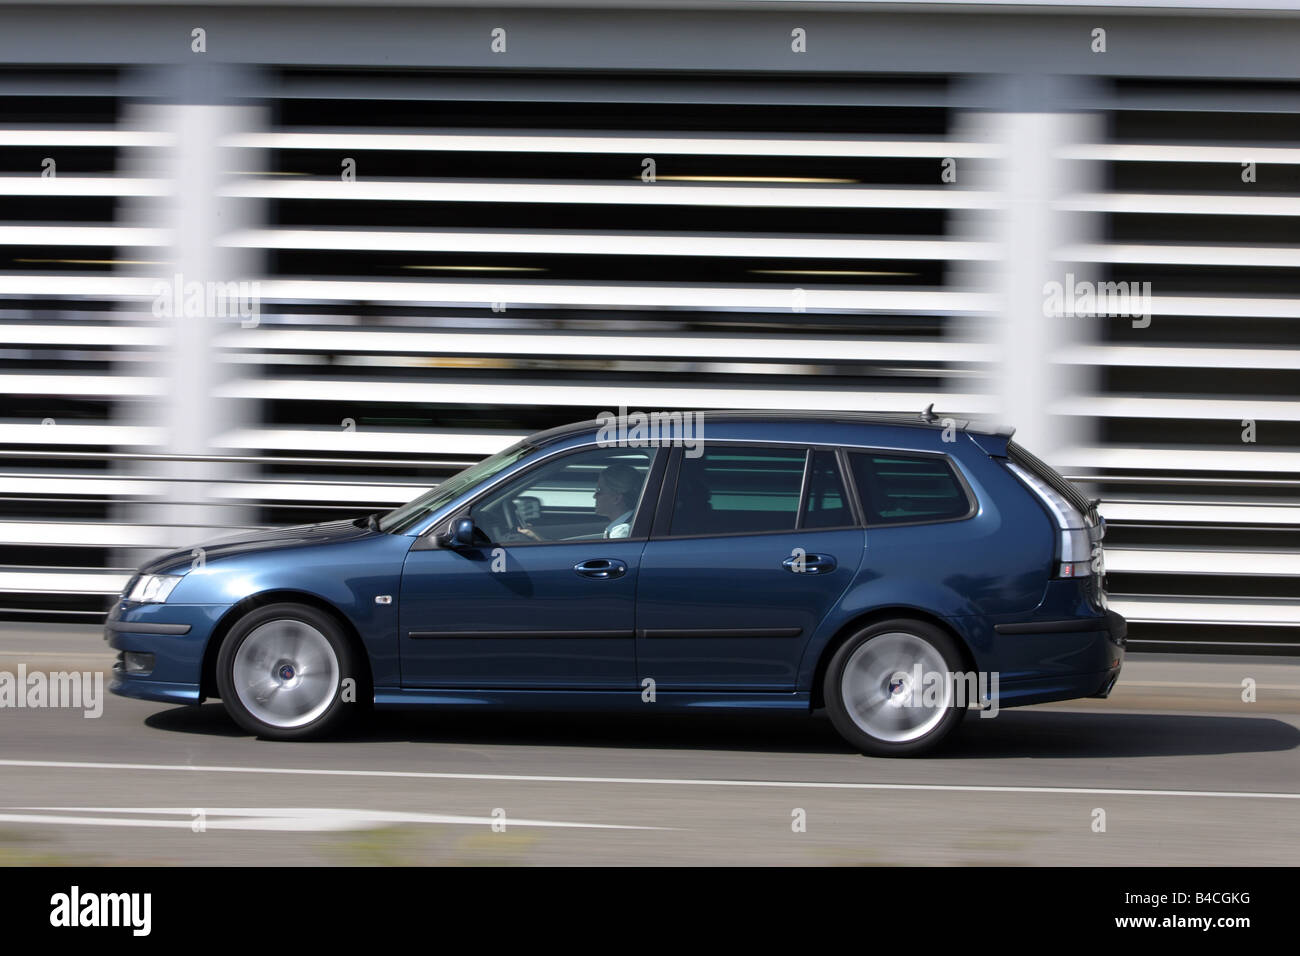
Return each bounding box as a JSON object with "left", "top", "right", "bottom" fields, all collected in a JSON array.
[
  {"left": 216, "top": 603, "right": 355, "bottom": 740},
  {"left": 824, "top": 619, "right": 969, "bottom": 756}
]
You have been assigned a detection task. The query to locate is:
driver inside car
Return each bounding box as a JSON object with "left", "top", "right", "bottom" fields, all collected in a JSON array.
[{"left": 515, "top": 463, "right": 643, "bottom": 542}]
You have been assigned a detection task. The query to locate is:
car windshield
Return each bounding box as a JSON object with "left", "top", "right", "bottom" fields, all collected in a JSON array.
[{"left": 377, "top": 442, "right": 536, "bottom": 534}]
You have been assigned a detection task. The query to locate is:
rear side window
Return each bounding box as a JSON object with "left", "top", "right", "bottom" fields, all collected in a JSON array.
[
  {"left": 671, "top": 446, "right": 806, "bottom": 536},
  {"left": 850, "top": 452, "right": 971, "bottom": 525}
]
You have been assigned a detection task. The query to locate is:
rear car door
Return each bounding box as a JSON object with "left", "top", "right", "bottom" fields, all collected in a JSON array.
[{"left": 635, "top": 444, "right": 864, "bottom": 691}]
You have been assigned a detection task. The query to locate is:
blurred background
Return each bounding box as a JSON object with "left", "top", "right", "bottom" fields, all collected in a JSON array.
[{"left": 1, "top": 0, "right": 1297, "bottom": 654}]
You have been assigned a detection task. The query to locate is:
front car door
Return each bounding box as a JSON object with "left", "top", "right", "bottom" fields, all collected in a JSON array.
[
  {"left": 399, "top": 444, "right": 665, "bottom": 688},
  {"left": 635, "top": 444, "right": 865, "bottom": 691}
]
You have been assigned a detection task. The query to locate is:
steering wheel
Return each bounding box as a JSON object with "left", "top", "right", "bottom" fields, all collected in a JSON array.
[
  {"left": 500, "top": 496, "right": 520, "bottom": 532},
  {"left": 480, "top": 497, "right": 534, "bottom": 544}
]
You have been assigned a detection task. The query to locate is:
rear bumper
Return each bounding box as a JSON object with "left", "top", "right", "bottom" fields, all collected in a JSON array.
[{"left": 976, "top": 608, "right": 1126, "bottom": 709}]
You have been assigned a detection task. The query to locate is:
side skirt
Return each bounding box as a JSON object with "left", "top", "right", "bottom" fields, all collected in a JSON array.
[{"left": 373, "top": 688, "right": 811, "bottom": 714}]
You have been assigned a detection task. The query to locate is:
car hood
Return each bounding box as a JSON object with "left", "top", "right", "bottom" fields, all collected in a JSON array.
[{"left": 138, "top": 518, "right": 380, "bottom": 575}]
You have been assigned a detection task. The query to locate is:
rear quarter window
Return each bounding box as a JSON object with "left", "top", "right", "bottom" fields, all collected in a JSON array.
[{"left": 849, "top": 452, "right": 971, "bottom": 525}]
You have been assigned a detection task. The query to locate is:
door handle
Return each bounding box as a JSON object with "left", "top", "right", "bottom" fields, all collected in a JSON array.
[
  {"left": 782, "top": 553, "right": 837, "bottom": 574},
  {"left": 574, "top": 558, "right": 628, "bottom": 580}
]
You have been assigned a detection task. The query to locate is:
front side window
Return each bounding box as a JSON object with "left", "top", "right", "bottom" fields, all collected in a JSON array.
[
  {"left": 849, "top": 451, "right": 971, "bottom": 525},
  {"left": 470, "top": 446, "right": 655, "bottom": 544},
  {"left": 670, "top": 446, "right": 806, "bottom": 536},
  {"left": 379, "top": 442, "right": 535, "bottom": 533}
]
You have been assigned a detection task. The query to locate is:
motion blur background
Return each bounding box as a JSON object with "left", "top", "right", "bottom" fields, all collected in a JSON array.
[{"left": 0, "top": 0, "right": 1296, "bottom": 653}]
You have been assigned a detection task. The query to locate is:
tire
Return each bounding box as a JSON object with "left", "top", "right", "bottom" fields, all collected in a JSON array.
[
  {"left": 215, "top": 603, "right": 356, "bottom": 740},
  {"left": 823, "top": 618, "right": 969, "bottom": 757}
]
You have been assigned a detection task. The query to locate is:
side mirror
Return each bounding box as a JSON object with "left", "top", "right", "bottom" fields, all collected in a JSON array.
[{"left": 437, "top": 517, "right": 479, "bottom": 549}]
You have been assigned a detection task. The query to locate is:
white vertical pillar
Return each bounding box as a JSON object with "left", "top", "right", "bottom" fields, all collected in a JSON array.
[
  {"left": 952, "top": 76, "right": 1102, "bottom": 463},
  {"left": 116, "top": 66, "right": 265, "bottom": 561}
]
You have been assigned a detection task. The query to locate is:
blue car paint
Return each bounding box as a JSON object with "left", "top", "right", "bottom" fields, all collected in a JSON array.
[{"left": 109, "top": 416, "right": 1124, "bottom": 715}]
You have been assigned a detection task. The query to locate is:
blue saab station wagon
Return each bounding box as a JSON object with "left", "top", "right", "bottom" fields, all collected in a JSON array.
[{"left": 108, "top": 411, "right": 1125, "bottom": 756}]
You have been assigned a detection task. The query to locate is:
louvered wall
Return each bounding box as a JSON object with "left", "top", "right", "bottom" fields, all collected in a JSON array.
[{"left": 0, "top": 55, "right": 1296, "bottom": 650}]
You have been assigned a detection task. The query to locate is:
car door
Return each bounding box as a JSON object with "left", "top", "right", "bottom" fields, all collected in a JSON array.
[
  {"left": 635, "top": 445, "right": 865, "bottom": 691},
  {"left": 399, "top": 445, "right": 665, "bottom": 688}
]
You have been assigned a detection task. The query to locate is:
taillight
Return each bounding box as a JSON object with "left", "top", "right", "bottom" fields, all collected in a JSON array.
[{"left": 1006, "top": 462, "right": 1093, "bottom": 578}]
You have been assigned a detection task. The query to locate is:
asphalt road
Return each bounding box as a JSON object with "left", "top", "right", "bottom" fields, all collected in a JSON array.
[{"left": 0, "top": 624, "right": 1296, "bottom": 865}]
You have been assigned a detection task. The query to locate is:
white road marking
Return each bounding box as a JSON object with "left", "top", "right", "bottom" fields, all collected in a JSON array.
[
  {"left": 1120, "top": 680, "right": 1300, "bottom": 690},
  {"left": 0, "top": 806, "right": 662, "bottom": 831},
  {"left": 0, "top": 758, "right": 1297, "bottom": 801}
]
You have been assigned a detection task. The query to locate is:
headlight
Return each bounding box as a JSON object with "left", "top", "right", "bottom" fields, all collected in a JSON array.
[{"left": 127, "top": 574, "right": 183, "bottom": 603}]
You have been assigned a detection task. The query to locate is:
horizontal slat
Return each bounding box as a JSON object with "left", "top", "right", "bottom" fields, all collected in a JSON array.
[
  {"left": 0, "top": 424, "right": 162, "bottom": 446},
  {"left": 1106, "top": 548, "right": 1300, "bottom": 576},
  {"left": 1061, "top": 192, "right": 1300, "bottom": 216},
  {"left": 0, "top": 476, "right": 431, "bottom": 503},
  {"left": 1056, "top": 345, "right": 1300, "bottom": 370},
  {"left": 0, "top": 570, "right": 128, "bottom": 595},
  {"left": 224, "top": 179, "right": 997, "bottom": 210},
  {"left": 217, "top": 378, "right": 990, "bottom": 412},
  {"left": 0, "top": 522, "right": 241, "bottom": 548},
  {"left": 13, "top": 275, "right": 1296, "bottom": 317},
  {"left": 0, "top": 324, "right": 164, "bottom": 347},
  {"left": 1062, "top": 143, "right": 1300, "bottom": 164},
  {"left": 0, "top": 129, "right": 170, "bottom": 147},
  {"left": 0, "top": 374, "right": 158, "bottom": 397},
  {"left": 0, "top": 177, "right": 167, "bottom": 196},
  {"left": 246, "top": 280, "right": 995, "bottom": 312},
  {"left": 226, "top": 130, "right": 1003, "bottom": 159},
  {"left": 1056, "top": 396, "right": 1300, "bottom": 421},
  {"left": 1065, "top": 242, "right": 1300, "bottom": 268},
  {"left": 1102, "top": 501, "right": 1300, "bottom": 525},
  {"left": 215, "top": 329, "right": 993, "bottom": 363},
  {"left": 1111, "top": 595, "right": 1300, "bottom": 627},
  {"left": 1057, "top": 446, "right": 1300, "bottom": 473},
  {"left": 223, "top": 228, "right": 993, "bottom": 261},
  {"left": 216, "top": 428, "right": 524, "bottom": 456},
  {"left": 0, "top": 274, "right": 998, "bottom": 311},
  {"left": 0, "top": 225, "right": 168, "bottom": 247}
]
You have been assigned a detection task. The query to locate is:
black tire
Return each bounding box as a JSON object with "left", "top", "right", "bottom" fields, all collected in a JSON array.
[
  {"left": 823, "top": 618, "right": 969, "bottom": 757},
  {"left": 215, "top": 603, "right": 357, "bottom": 740}
]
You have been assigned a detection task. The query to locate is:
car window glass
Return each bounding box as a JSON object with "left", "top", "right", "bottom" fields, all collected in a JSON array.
[
  {"left": 802, "top": 450, "right": 851, "bottom": 529},
  {"left": 379, "top": 442, "right": 535, "bottom": 533},
  {"left": 471, "top": 447, "right": 654, "bottom": 544},
  {"left": 850, "top": 452, "right": 970, "bottom": 525},
  {"left": 670, "top": 446, "right": 806, "bottom": 536}
]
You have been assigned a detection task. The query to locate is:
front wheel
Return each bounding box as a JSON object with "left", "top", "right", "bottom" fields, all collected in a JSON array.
[
  {"left": 824, "top": 619, "right": 969, "bottom": 757},
  {"left": 215, "top": 603, "right": 356, "bottom": 740}
]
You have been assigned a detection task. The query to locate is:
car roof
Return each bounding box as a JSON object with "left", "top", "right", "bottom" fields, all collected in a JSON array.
[{"left": 525, "top": 408, "right": 1014, "bottom": 447}]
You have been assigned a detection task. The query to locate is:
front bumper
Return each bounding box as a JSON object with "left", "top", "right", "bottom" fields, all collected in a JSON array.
[{"left": 105, "top": 600, "right": 228, "bottom": 704}]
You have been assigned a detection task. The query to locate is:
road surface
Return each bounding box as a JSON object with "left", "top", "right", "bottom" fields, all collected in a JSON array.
[{"left": 0, "top": 624, "right": 1296, "bottom": 865}]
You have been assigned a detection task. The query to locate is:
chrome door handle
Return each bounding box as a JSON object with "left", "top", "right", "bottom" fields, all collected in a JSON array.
[
  {"left": 782, "top": 553, "right": 837, "bottom": 574},
  {"left": 574, "top": 558, "right": 628, "bottom": 579}
]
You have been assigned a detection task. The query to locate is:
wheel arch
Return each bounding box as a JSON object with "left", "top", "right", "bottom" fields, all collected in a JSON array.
[
  {"left": 809, "top": 607, "right": 977, "bottom": 711},
  {"left": 201, "top": 589, "right": 374, "bottom": 701}
]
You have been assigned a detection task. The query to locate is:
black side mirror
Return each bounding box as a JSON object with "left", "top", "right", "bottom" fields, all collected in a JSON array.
[{"left": 437, "top": 517, "right": 480, "bottom": 549}]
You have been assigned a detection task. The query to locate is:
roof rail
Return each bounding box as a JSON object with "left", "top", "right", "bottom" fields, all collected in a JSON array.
[{"left": 526, "top": 407, "right": 1022, "bottom": 445}]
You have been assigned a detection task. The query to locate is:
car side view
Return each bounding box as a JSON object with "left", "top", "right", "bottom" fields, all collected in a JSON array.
[{"left": 107, "top": 410, "right": 1126, "bottom": 756}]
